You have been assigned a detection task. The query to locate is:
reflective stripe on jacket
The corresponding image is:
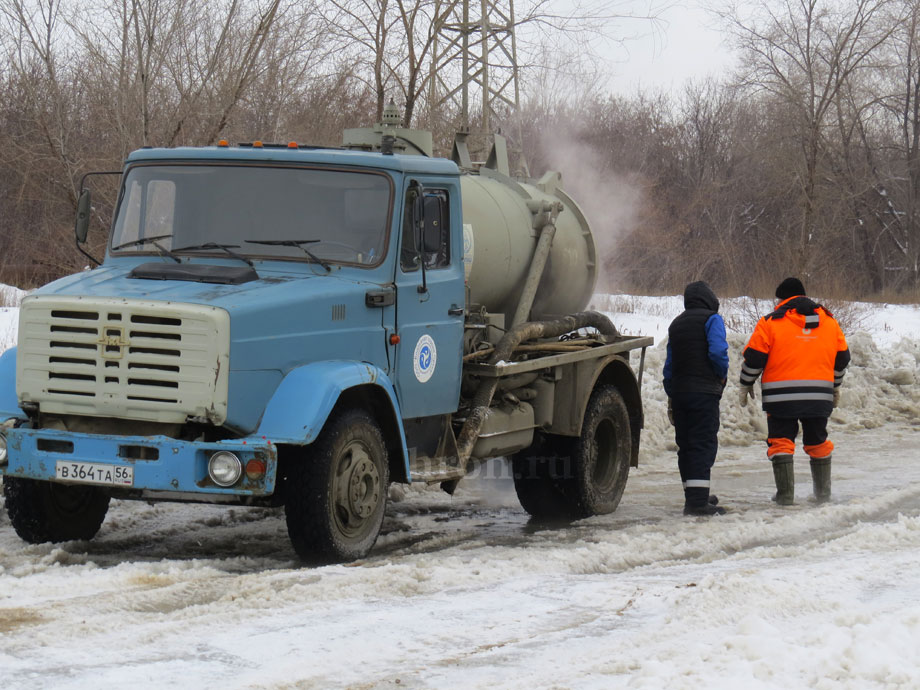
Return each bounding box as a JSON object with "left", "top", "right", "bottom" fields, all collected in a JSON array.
[{"left": 740, "top": 296, "right": 850, "bottom": 418}]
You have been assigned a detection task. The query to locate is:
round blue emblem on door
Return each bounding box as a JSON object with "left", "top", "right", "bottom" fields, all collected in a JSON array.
[{"left": 413, "top": 334, "right": 437, "bottom": 383}]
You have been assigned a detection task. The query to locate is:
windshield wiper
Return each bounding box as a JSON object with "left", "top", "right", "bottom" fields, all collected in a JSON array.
[
  {"left": 172, "top": 242, "right": 255, "bottom": 267},
  {"left": 111, "top": 234, "right": 181, "bottom": 263},
  {"left": 246, "top": 239, "right": 331, "bottom": 272}
]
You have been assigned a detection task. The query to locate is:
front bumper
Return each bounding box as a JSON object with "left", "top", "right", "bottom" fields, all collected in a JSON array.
[{"left": 1, "top": 427, "right": 277, "bottom": 497}]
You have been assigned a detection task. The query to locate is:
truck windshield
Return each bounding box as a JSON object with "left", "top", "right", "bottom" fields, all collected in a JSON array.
[{"left": 110, "top": 164, "right": 392, "bottom": 266}]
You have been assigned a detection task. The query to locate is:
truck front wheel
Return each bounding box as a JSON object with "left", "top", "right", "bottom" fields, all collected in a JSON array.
[
  {"left": 3, "top": 476, "right": 110, "bottom": 543},
  {"left": 512, "top": 384, "right": 631, "bottom": 520},
  {"left": 284, "top": 409, "right": 389, "bottom": 564}
]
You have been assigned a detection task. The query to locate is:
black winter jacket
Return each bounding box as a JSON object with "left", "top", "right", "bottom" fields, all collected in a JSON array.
[{"left": 664, "top": 281, "right": 729, "bottom": 398}]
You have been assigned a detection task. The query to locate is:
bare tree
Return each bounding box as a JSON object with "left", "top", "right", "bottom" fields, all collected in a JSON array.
[
  {"left": 722, "top": 0, "right": 897, "bottom": 276},
  {"left": 322, "top": 0, "right": 402, "bottom": 122},
  {"left": 0, "top": 0, "right": 79, "bottom": 203},
  {"left": 73, "top": 0, "right": 191, "bottom": 153},
  {"left": 871, "top": 0, "right": 920, "bottom": 290}
]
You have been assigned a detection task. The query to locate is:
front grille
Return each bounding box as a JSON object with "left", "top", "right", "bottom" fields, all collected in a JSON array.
[
  {"left": 46, "top": 312, "right": 182, "bottom": 403},
  {"left": 18, "top": 297, "right": 230, "bottom": 424}
]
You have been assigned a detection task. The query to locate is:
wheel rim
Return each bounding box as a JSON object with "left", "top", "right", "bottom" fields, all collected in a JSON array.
[
  {"left": 332, "top": 440, "right": 382, "bottom": 539},
  {"left": 591, "top": 417, "right": 619, "bottom": 492}
]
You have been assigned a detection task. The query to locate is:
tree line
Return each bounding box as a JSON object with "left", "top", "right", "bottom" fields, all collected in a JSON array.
[
  {"left": 1, "top": 0, "right": 919, "bottom": 302},
  {"left": 590, "top": 0, "right": 920, "bottom": 301}
]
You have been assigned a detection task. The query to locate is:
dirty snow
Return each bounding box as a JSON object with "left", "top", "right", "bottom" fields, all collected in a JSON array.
[{"left": 0, "top": 291, "right": 919, "bottom": 689}]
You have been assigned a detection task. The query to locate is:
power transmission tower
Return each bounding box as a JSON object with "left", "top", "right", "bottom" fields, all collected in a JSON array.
[{"left": 430, "top": 0, "right": 528, "bottom": 175}]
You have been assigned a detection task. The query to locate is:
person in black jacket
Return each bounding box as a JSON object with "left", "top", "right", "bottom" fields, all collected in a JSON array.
[{"left": 663, "top": 281, "right": 730, "bottom": 516}]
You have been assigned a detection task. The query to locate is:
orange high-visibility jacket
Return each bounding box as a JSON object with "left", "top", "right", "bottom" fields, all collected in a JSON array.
[{"left": 740, "top": 296, "right": 850, "bottom": 418}]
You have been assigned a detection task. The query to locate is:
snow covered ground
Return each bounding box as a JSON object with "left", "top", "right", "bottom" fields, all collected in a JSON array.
[{"left": 1, "top": 291, "right": 919, "bottom": 689}]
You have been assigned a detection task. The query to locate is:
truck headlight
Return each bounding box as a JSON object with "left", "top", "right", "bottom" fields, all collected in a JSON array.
[
  {"left": 0, "top": 433, "right": 7, "bottom": 466},
  {"left": 208, "top": 451, "right": 242, "bottom": 487}
]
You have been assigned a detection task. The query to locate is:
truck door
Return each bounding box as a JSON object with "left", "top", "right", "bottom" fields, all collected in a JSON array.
[{"left": 392, "top": 180, "right": 465, "bottom": 419}]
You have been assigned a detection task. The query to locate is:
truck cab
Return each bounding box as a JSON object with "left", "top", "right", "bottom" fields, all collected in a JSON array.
[{"left": 0, "top": 143, "right": 466, "bottom": 559}]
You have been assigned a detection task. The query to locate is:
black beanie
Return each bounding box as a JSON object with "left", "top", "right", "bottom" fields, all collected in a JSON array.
[{"left": 775, "top": 277, "right": 805, "bottom": 300}]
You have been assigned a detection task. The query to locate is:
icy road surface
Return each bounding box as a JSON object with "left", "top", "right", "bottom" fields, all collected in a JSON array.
[
  {"left": 0, "top": 291, "right": 918, "bottom": 689},
  {"left": 1, "top": 426, "right": 919, "bottom": 690}
]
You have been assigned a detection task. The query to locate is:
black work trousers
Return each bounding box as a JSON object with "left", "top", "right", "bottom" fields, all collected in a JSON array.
[
  {"left": 671, "top": 391, "right": 721, "bottom": 488},
  {"left": 766, "top": 415, "right": 832, "bottom": 459}
]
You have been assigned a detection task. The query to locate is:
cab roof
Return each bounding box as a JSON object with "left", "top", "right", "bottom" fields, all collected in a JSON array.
[{"left": 125, "top": 144, "right": 459, "bottom": 176}]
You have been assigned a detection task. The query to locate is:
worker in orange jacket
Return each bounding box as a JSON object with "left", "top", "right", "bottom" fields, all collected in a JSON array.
[{"left": 739, "top": 277, "right": 850, "bottom": 504}]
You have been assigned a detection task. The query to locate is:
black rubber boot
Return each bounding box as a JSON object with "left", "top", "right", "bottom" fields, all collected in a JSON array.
[
  {"left": 771, "top": 454, "right": 794, "bottom": 505},
  {"left": 809, "top": 455, "right": 832, "bottom": 503},
  {"left": 683, "top": 487, "right": 727, "bottom": 516}
]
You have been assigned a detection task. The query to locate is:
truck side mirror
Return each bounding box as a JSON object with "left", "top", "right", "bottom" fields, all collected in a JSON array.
[
  {"left": 422, "top": 195, "right": 442, "bottom": 253},
  {"left": 74, "top": 188, "right": 91, "bottom": 243},
  {"left": 422, "top": 224, "right": 440, "bottom": 253},
  {"left": 409, "top": 180, "right": 428, "bottom": 294},
  {"left": 412, "top": 188, "right": 425, "bottom": 229},
  {"left": 73, "top": 169, "right": 121, "bottom": 267}
]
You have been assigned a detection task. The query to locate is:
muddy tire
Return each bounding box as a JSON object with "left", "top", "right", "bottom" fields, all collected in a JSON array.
[
  {"left": 285, "top": 409, "right": 388, "bottom": 564},
  {"left": 3, "top": 476, "right": 110, "bottom": 543},
  {"left": 512, "top": 385, "right": 631, "bottom": 520},
  {"left": 569, "top": 385, "right": 632, "bottom": 516},
  {"left": 511, "top": 433, "right": 577, "bottom": 520}
]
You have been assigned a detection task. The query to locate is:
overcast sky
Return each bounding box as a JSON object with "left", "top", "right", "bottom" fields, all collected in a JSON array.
[{"left": 600, "top": 1, "right": 738, "bottom": 95}]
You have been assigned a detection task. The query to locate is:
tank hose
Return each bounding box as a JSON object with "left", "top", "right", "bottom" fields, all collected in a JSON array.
[
  {"left": 510, "top": 201, "right": 563, "bottom": 328},
  {"left": 454, "top": 311, "right": 620, "bottom": 468}
]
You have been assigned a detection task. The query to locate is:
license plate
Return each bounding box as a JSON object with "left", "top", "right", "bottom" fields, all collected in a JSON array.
[{"left": 55, "top": 461, "right": 134, "bottom": 487}]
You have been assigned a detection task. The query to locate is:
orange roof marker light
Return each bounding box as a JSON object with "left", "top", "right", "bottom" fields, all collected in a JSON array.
[
  {"left": 287, "top": 141, "right": 298, "bottom": 149},
  {"left": 217, "top": 139, "right": 229, "bottom": 148},
  {"left": 253, "top": 141, "right": 263, "bottom": 148}
]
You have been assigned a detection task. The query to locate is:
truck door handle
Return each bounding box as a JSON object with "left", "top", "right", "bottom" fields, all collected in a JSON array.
[
  {"left": 448, "top": 305, "right": 464, "bottom": 316},
  {"left": 366, "top": 288, "right": 395, "bottom": 307}
]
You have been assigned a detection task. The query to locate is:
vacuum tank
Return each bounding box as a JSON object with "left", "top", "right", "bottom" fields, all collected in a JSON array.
[{"left": 459, "top": 171, "right": 597, "bottom": 324}]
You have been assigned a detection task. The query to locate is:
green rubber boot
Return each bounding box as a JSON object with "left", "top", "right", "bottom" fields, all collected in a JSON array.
[
  {"left": 771, "top": 454, "right": 795, "bottom": 506},
  {"left": 810, "top": 455, "right": 832, "bottom": 504}
]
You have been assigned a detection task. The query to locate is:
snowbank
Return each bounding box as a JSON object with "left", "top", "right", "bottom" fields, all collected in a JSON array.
[{"left": 0, "top": 283, "right": 24, "bottom": 354}]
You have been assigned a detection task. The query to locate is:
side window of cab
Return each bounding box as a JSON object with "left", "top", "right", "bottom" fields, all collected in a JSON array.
[{"left": 400, "top": 188, "right": 450, "bottom": 272}]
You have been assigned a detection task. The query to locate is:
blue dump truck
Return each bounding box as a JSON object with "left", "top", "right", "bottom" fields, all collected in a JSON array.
[{"left": 0, "top": 110, "right": 652, "bottom": 563}]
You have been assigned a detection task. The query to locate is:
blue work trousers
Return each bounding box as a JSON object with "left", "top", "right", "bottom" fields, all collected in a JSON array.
[{"left": 671, "top": 391, "right": 721, "bottom": 486}]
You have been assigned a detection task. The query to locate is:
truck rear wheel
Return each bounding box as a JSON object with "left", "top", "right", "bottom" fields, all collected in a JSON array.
[
  {"left": 571, "top": 384, "right": 632, "bottom": 516},
  {"left": 3, "top": 476, "right": 110, "bottom": 543},
  {"left": 512, "top": 384, "right": 631, "bottom": 520},
  {"left": 284, "top": 409, "right": 389, "bottom": 564}
]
